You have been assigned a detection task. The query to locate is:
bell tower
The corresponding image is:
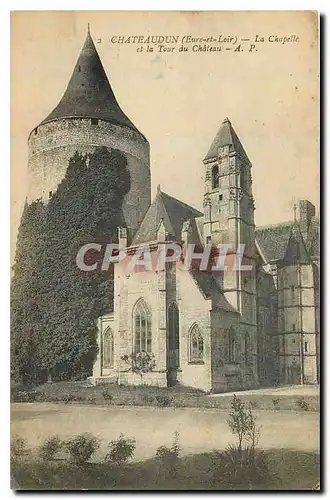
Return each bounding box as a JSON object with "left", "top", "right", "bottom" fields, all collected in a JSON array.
[{"left": 203, "top": 118, "right": 258, "bottom": 385}]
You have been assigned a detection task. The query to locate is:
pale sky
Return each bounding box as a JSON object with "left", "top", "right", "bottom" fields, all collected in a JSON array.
[{"left": 11, "top": 11, "right": 319, "bottom": 256}]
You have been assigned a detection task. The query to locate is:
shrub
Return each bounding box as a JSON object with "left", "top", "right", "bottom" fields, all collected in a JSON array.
[
  {"left": 102, "top": 390, "right": 113, "bottom": 403},
  {"left": 155, "top": 394, "right": 172, "bottom": 407},
  {"left": 12, "top": 389, "right": 38, "bottom": 403},
  {"left": 65, "top": 433, "right": 100, "bottom": 465},
  {"left": 297, "top": 398, "right": 309, "bottom": 411},
  {"left": 272, "top": 398, "right": 280, "bottom": 409},
  {"left": 155, "top": 431, "right": 181, "bottom": 476},
  {"left": 212, "top": 444, "right": 271, "bottom": 488},
  {"left": 38, "top": 435, "right": 62, "bottom": 461},
  {"left": 86, "top": 396, "right": 97, "bottom": 404},
  {"left": 105, "top": 434, "right": 136, "bottom": 465},
  {"left": 11, "top": 436, "right": 29, "bottom": 459},
  {"left": 227, "top": 395, "right": 261, "bottom": 451}
]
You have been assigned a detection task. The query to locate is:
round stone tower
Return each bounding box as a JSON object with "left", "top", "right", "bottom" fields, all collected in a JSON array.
[{"left": 27, "top": 28, "right": 150, "bottom": 235}]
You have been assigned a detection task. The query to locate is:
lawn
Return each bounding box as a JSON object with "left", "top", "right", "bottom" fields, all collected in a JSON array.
[
  {"left": 11, "top": 380, "right": 320, "bottom": 412},
  {"left": 12, "top": 449, "right": 320, "bottom": 490}
]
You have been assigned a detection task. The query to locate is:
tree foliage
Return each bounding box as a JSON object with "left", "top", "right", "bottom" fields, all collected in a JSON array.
[{"left": 11, "top": 147, "right": 130, "bottom": 383}]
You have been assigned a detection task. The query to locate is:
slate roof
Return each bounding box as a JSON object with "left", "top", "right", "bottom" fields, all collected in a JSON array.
[
  {"left": 281, "top": 225, "right": 310, "bottom": 265},
  {"left": 132, "top": 188, "right": 203, "bottom": 245},
  {"left": 256, "top": 217, "right": 320, "bottom": 263},
  {"left": 36, "top": 30, "right": 142, "bottom": 135},
  {"left": 204, "top": 118, "right": 250, "bottom": 163},
  {"left": 189, "top": 269, "right": 238, "bottom": 313},
  {"left": 255, "top": 222, "right": 294, "bottom": 263}
]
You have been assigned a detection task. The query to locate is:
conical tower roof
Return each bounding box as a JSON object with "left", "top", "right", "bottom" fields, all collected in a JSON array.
[
  {"left": 37, "top": 28, "right": 140, "bottom": 134},
  {"left": 281, "top": 224, "right": 310, "bottom": 266},
  {"left": 204, "top": 118, "right": 250, "bottom": 164}
]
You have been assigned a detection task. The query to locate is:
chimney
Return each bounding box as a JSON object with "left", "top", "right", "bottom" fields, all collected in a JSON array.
[{"left": 299, "top": 200, "right": 315, "bottom": 241}]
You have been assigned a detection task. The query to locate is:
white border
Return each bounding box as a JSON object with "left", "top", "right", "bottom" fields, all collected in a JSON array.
[{"left": 3, "top": 2, "right": 325, "bottom": 498}]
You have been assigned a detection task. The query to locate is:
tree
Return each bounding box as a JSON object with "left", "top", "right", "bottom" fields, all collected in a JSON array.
[
  {"left": 11, "top": 147, "right": 131, "bottom": 383},
  {"left": 11, "top": 200, "right": 46, "bottom": 384},
  {"left": 227, "top": 395, "right": 261, "bottom": 452},
  {"left": 121, "top": 351, "right": 156, "bottom": 384}
]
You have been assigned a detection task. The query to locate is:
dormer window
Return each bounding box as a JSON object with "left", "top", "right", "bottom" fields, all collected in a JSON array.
[
  {"left": 91, "top": 118, "right": 99, "bottom": 126},
  {"left": 219, "top": 194, "right": 223, "bottom": 201},
  {"left": 33, "top": 128, "right": 38, "bottom": 136},
  {"left": 78, "top": 65, "right": 81, "bottom": 72}
]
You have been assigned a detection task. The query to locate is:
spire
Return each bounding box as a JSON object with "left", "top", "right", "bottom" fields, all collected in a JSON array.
[
  {"left": 281, "top": 225, "right": 310, "bottom": 265},
  {"left": 36, "top": 30, "right": 141, "bottom": 134},
  {"left": 204, "top": 117, "right": 250, "bottom": 164}
]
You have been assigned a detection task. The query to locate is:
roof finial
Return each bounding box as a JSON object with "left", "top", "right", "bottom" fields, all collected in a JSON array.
[
  {"left": 87, "top": 23, "right": 90, "bottom": 35},
  {"left": 157, "top": 184, "right": 161, "bottom": 193}
]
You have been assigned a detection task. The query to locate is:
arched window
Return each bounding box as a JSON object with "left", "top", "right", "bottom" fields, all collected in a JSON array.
[
  {"left": 228, "top": 327, "right": 236, "bottom": 363},
  {"left": 245, "top": 332, "right": 252, "bottom": 366},
  {"left": 134, "top": 299, "right": 152, "bottom": 353},
  {"left": 189, "top": 324, "right": 204, "bottom": 363},
  {"left": 211, "top": 165, "right": 219, "bottom": 189},
  {"left": 103, "top": 327, "right": 114, "bottom": 369}
]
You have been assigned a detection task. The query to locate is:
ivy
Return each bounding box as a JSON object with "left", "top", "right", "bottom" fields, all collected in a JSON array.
[{"left": 11, "top": 147, "right": 130, "bottom": 383}]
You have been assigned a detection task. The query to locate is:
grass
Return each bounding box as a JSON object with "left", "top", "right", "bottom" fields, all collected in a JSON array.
[
  {"left": 11, "top": 449, "right": 320, "bottom": 490},
  {"left": 11, "top": 381, "right": 320, "bottom": 411}
]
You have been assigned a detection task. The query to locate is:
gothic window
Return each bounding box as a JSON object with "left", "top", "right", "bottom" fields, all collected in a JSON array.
[
  {"left": 304, "top": 341, "right": 308, "bottom": 354},
  {"left": 211, "top": 165, "right": 219, "bottom": 189},
  {"left": 228, "top": 327, "right": 236, "bottom": 363},
  {"left": 103, "top": 327, "right": 114, "bottom": 369},
  {"left": 134, "top": 299, "right": 152, "bottom": 353},
  {"left": 189, "top": 324, "right": 204, "bottom": 363}
]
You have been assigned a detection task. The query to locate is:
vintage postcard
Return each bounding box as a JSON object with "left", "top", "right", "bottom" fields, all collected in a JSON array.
[{"left": 11, "top": 11, "right": 320, "bottom": 491}]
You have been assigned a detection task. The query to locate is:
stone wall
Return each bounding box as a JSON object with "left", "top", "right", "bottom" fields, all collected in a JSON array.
[{"left": 28, "top": 117, "right": 150, "bottom": 232}]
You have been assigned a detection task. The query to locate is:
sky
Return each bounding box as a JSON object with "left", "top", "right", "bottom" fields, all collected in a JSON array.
[{"left": 11, "top": 11, "right": 319, "bottom": 256}]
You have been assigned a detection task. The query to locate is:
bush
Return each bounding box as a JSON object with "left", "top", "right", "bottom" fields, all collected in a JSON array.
[
  {"left": 102, "top": 390, "right": 113, "bottom": 403},
  {"left": 227, "top": 395, "right": 261, "bottom": 450},
  {"left": 155, "top": 394, "right": 172, "bottom": 407},
  {"left": 155, "top": 431, "right": 181, "bottom": 476},
  {"left": 11, "top": 436, "right": 29, "bottom": 460},
  {"left": 212, "top": 444, "right": 271, "bottom": 488},
  {"left": 297, "top": 398, "right": 309, "bottom": 411},
  {"left": 65, "top": 433, "right": 100, "bottom": 465},
  {"left": 272, "top": 398, "right": 280, "bottom": 409},
  {"left": 86, "top": 396, "right": 97, "bottom": 404},
  {"left": 104, "top": 434, "right": 136, "bottom": 465},
  {"left": 38, "top": 435, "right": 62, "bottom": 461},
  {"left": 12, "top": 389, "right": 38, "bottom": 403}
]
